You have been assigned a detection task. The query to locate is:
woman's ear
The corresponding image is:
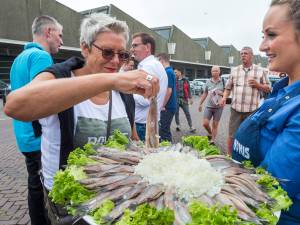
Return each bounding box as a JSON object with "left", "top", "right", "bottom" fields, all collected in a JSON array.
[{"left": 80, "top": 42, "right": 90, "bottom": 58}]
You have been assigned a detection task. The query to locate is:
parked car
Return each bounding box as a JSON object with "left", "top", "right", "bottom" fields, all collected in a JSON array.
[
  {"left": 189, "top": 81, "right": 195, "bottom": 95},
  {"left": 193, "top": 79, "right": 206, "bottom": 95},
  {"left": 220, "top": 74, "right": 231, "bottom": 104},
  {"left": 0, "top": 80, "right": 11, "bottom": 106}
]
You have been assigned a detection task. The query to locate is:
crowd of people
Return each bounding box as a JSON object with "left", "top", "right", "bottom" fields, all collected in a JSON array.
[{"left": 3, "top": 0, "right": 300, "bottom": 224}]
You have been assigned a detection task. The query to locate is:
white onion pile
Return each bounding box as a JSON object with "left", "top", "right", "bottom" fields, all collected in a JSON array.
[{"left": 134, "top": 150, "right": 224, "bottom": 200}]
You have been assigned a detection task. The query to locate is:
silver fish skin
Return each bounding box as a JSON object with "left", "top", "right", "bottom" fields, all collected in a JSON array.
[
  {"left": 122, "top": 182, "right": 148, "bottom": 201},
  {"left": 88, "top": 155, "right": 120, "bottom": 164},
  {"left": 83, "top": 164, "right": 120, "bottom": 174},
  {"left": 175, "top": 200, "right": 192, "bottom": 225},
  {"left": 145, "top": 97, "right": 159, "bottom": 148},
  {"left": 164, "top": 188, "right": 177, "bottom": 210},
  {"left": 196, "top": 194, "right": 215, "bottom": 207},
  {"left": 213, "top": 192, "right": 235, "bottom": 208},
  {"left": 221, "top": 191, "right": 256, "bottom": 218},
  {"left": 101, "top": 175, "right": 142, "bottom": 191},
  {"left": 221, "top": 184, "right": 260, "bottom": 209},
  {"left": 221, "top": 166, "right": 255, "bottom": 176},
  {"left": 155, "top": 194, "right": 165, "bottom": 210},
  {"left": 77, "top": 191, "right": 112, "bottom": 213},
  {"left": 227, "top": 175, "right": 268, "bottom": 199},
  {"left": 105, "top": 199, "right": 136, "bottom": 223},
  {"left": 106, "top": 186, "right": 133, "bottom": 202},
  {"left": 224, "top": 176, "right": 268, "bottom": 203},
  {"left": 133, "top": 184, "right": 164, "bottom": 205},
  {"left": 84, "top": 174, "right": 130, "bottom": 190}
]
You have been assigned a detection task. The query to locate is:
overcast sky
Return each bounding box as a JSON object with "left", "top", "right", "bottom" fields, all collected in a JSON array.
[{"left": 57, "top": 0, "right": 271, "bottom": 55}]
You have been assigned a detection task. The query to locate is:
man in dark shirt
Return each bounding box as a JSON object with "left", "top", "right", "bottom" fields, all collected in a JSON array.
[
  {"left": 174, "top": 68, "right": 196, "bottom": 133},
  {"left": 156, "top": 53, "right": 177, "bottom": 142}
]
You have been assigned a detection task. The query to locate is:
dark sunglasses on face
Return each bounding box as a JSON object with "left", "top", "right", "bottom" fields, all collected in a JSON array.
[{"left": 92, "top": 43, "right": 130, "bottom": 62}]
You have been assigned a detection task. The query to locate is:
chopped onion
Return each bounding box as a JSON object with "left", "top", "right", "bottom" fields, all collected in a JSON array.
[{"left": 134, "top": 150, "right": 224, "bottom": 200}]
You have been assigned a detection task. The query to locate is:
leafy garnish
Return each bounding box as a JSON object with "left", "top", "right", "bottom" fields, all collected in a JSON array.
[
  {"left": 268, "top": 186, "right": 292, "bottom": 211},
  {"left": 90, "top": 200, "right": 115, "bottom": 224},
  {"left": 257, "top": 174, "right": 279, "bottom": 188},
  {"left": 188, "top": 201, "right": 238, "bottom": 225},
  {"left": 182, "top": 136, "right": 220, "bottom": 156},
  {"left": 67, "top": 144, "right": 98, "bottom": 166},
  {"left": 242, "top": 160, "right": 254, "bottom": 169},
  {"left": 160, "top": 140, "right": 172, "bottom": 147},
  {"left": 67, "top": 165, "right": 87, "bottom": 181},
  {"left": 49, "top": 169, "right": 95, "bottom": 206},
  {"left": 255, "top": 203, "right": 278, "bottom": 225},
  {"left": 104, "top": 129, "right": 129, "bottom": 151},
  {"left": 116, "top": 203, "right": 174, "bottom": 225}
]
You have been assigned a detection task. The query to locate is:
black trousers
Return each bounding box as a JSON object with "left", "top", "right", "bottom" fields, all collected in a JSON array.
[
  {"left": 22, "top": 151, "right": 49, "bottom": 225},
  {"left": 159, "top": 109, "right": 175, "bottom": 142}
]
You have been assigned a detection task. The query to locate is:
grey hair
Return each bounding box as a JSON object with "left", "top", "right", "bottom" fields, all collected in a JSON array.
[
  {"left": 32, "top": 15, "right": 62, "bottom": 37},
  {"left": 271, "top": 0, "right": 300, "bottom": 35},
  {"left": 241, "top": 46, "right": 253, "bottom": 55},
  {"left": 80, "top": 13, "right": 129, "bottom": 48}
]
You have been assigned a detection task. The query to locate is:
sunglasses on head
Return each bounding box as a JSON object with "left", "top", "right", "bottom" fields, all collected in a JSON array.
[{"left": 92, "top": 43, "right": 130, "bottom": 62}]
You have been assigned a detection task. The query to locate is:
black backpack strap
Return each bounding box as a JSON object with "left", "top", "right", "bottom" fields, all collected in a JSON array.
[
  {"left": 32, "top": 120, "right": 42, "bottom": 137},
  {"left": 106, "top": 91, "right": 113, "bottom": 141},
  {"left": 119, "top": 93, "right": 135, "bottom": 129},
  {"left": 42, "top": 57, "right": 84, "bottom": 169}
]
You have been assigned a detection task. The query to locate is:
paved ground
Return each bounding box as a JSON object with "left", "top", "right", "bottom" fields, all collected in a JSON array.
[
  {"left": 0, "top": 100, "right": 30, "bottom": 225},
  {"left": 171, "top": 96, "right": 230, "bottom": 153},
  {"left": 0, "top": 96, "right": 230, "bottom": 225}
]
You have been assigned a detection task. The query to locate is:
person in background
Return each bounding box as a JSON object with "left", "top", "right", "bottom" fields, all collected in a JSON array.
[
  {"left": 9, "top": 15, "right": 63, "bottom": 225},
  {"left": 156, "top": 53, "right": 177, "bottom": 142},
  {"left": 5, "top": 14, "right": 159, "bottom": 225},
  {"left": 119, "top": 57, "right": 140, "bottom": 141},
  {"left": 198, "top": 65, "right": 224, "bottom": 144},
  {"left": 220, "top": 46, "right": 271, "bottom": 155},
  {"left": 120, "top": 56, "right": 137, "bottom": 72},
  {"left": 174, "top": 68, "right": 196, "bottom": 133},
  {"left": 130, "top": 32, "right": 168, "bottom": 141},
  {"left": 232, "top": 0, "right": 300, "bottom": 223}
]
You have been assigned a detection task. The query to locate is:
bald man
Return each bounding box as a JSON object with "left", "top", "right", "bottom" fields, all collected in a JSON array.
[{"left": 199, "top": 65, "right": 225, "bottom": 144}]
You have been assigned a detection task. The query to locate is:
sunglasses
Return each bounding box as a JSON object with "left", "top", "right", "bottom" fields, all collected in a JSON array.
[{"left": 92, "top": 43, "right": 130, "bottom": 62}]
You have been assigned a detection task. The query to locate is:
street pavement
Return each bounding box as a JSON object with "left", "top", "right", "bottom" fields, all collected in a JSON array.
[
  {"left": 0, "top": 96, "right": 230, "bottom": 225},
  {"left": 171, "top": 96, "right": 230, "bottom": 153}
]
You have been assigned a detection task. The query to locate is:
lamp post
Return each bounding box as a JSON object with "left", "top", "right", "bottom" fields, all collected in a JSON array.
[
  {"left": 167, "top": 42, "right": 176, "bottom": 60},
  {"left": 205, "top": 50, "right": 211, "bottom": 64}
]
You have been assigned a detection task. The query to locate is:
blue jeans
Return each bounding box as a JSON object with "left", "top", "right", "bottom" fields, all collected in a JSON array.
[
  {"left": 135, "top": 123, "right": 146, "bottom": 141},
  {"left": 159, "top": 109, "right": 175, "bottom": 142},
  {"left": 22, "top": 151, "right": 49, "bottom": 225}
]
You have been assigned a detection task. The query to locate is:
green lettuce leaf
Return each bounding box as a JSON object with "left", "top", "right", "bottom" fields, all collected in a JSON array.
[
  {"left": 104, "top": 129, "right": 129, "bottom": 151},
  {"left": 67, "top": 144, "right": 98, "bottom": 166},
  {"left": 116, "top": 203, "right": 174, "bottom": 225},
  {"left": 255, "top": 204, "right": 278, "bottom": 225},
  {"left": 49, "top": 169, "right": 95, "bottom": 206},
  {"left": 182, "top": 135, "right": 220, "bottom": 156},
  {"left": 188, "top": 201, "right": 238, "bottom": 225},
  {"left": 90, "top": 199, "right": 115, "bottom": 224},
  {"left": 160, "top": 140, "right": 172, "bottom": 147}
]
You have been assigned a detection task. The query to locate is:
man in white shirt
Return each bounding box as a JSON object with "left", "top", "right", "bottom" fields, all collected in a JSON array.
[{"left": 130, "top": 32, "right": 168, "bottom": 141}]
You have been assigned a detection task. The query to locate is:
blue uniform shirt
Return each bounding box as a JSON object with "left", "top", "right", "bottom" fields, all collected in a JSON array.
[
  {"left": 10, "top": 42, "right": 53, "bottom": 152},
  {"left": 164, "top": 66, "right": 177, "bottom": 112},
  {"left": 252, "top": 78, "right": 300, "bottom": 199}
]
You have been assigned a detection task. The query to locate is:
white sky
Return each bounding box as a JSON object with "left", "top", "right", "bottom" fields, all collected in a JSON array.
[{"left": 57, "top": 0, "right": 271, "bottom": 55}]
